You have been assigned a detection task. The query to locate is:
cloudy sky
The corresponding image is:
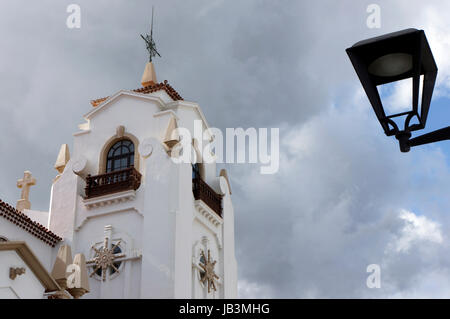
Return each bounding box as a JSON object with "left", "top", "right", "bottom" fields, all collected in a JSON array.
[{"left": 1, "top": 0, "right": 450, "bottom": 298}]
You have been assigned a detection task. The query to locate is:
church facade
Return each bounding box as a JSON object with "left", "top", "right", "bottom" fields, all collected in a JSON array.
[{"left": 0, "top": 58, "right": 237, "bottom": 298}]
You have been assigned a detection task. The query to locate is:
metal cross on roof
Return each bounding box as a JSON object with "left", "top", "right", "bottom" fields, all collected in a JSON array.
[{"left": 141, "top": 6, "right": 161, "bottom": 62}]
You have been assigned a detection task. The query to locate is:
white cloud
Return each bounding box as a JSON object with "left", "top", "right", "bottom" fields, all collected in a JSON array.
[
  {"left": 238, "top": 279, "right": 274, "bottom": 299},
  {"left": 385, "top": 269, "right": 450, "bottom": 298},
  {"left": 387, "top": 210, "right": 443, "bottom": 253},
  {"left": 380, "top": 79, "right": 413, "bottom": 114}
]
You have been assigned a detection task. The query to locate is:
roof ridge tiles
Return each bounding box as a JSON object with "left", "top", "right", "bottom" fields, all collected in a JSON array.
[
  {"left": 90, "top": 80, "right": 183, "bottom": 107},
  {"left": 0, "top": 199, "right": 62, "bottom": 247}
]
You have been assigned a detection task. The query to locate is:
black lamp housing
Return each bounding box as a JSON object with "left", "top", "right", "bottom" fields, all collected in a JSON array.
[{"left": 346, "top": 29, "right": 439, "bottom": 152}]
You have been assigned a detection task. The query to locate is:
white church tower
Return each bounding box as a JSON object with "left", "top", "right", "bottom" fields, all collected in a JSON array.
[{"left": 46, "top": 22, "right": 237, "bottom": 298}]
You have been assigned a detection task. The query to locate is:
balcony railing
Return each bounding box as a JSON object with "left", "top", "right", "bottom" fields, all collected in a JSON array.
[
  {"left": 85, "top": 167, "right": 142, "bottom": 199},
  {"left": 192, "top": 177, "right": 223, "bottom": 218}
]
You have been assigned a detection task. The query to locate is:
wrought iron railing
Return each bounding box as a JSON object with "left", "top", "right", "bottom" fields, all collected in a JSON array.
[
  {"left": 85, "top": 167, "right": 142, "bottom": 199},
  {"left": 192, "top": 177, "right": 223, "bottom": 217}
]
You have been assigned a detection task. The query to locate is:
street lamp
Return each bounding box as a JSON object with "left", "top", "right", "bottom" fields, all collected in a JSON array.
[{"left": 346, "top": 28, "right": 450, "bottom": 152}]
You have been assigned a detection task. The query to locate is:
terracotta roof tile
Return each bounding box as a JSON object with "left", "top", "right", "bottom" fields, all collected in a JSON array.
[
  {"left": 90, "top": 80, "right": 183, "bottom": 107},
  {"left": 91, "top": 97, "right": 109, "bottom": 107},
  {"left": 0, "top": 199, "right": 62, "bottom": 247}
]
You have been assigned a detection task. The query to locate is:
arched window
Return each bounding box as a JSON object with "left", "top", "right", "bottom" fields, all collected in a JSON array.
[
  {"left": 192, "top": 163, "right": 201, "bottom": 179},
  {"left": 106, "top": 139, "right": 135, "bottom": 173},
  {"left": 199, "top": 253, "right": 206, "bottom": 282}
]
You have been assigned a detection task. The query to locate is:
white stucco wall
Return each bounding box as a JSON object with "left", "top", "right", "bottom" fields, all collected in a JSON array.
[
  {"left": 47, "top": 90, "right": 237, "bottom": 299},
  {"left": 0, "top": 218, "right": 54, "bottom": 271},
  {"left": 22, "top": 210, "right": 49, "bottom": 228},
  {"left": 0, "top": 250, "right": 46, "bottom": 299}
]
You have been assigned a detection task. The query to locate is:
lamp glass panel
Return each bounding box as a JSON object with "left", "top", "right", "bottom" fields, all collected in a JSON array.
[
  {"left": 418, "top": 74, "right": 424, "bottom": 116},
  {"left": 368, "top": 53, "right": 413, "bottom": 77},
  {"left": 377, "top": 78, "right": 413, "bottom": 114}
]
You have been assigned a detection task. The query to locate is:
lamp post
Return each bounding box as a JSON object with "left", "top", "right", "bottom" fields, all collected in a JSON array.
[{"left": 346, "top": 28, "right": 450, "bottom": 152}]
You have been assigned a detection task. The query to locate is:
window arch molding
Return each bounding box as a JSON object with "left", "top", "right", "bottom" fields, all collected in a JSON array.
[{"left": 98, "top": 132, "right": 140, "bottom": 174}]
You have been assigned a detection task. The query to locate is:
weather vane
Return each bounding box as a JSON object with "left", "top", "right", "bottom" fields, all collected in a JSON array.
[{"left": 141, "top": 6, "right": 161, "bottom": 62}]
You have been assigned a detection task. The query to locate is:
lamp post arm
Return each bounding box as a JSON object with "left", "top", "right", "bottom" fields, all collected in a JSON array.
[{"left": 409, "top": 126, "right": 450, "bottom": 147}]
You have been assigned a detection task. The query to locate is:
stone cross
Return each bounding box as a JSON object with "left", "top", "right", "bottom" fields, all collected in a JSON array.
[{"left": 16, "top": 171, "right": 36, "bottom": 211}]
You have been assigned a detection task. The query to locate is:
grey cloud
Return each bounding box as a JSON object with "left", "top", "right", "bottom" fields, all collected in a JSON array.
[
  {"left": 233, "top": 103, "right": 450, "bottom": 298},
  {"left": 0, "top": 0, "right": 449, "bottom": 298}
]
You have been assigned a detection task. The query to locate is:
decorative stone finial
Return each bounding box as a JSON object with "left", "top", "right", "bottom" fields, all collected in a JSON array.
[
  {"left": 67, "top": 253, "right": 90, "bottom": 299},
  {"left": 163, "top": 116, "right": 180, "bottom": 156},
  {"left": 47, "top": 290, "right": 71, "bottom": 299},
  {"left": 51, "top": 245, "right": 73, "bottom": 290},
  {"left": 16, "top": 171, "right": 36, "bottom": 211},
  {"left": 141, "top": 62, "right": 157, "bottom": 87},
  {"left": 54, "top": 144, "right": 71, "bottom": 183}
]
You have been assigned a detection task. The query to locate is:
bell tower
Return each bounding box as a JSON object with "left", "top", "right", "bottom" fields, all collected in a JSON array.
[{"left": 46, "top": 14, "right": 237, "bottom": 299}]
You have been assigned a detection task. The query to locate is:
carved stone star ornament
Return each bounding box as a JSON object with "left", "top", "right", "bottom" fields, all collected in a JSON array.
[
  {"left": 86, "top": 238, "right": 125, "bottom": 281},
  {"left": 199, "top": 249, "right": 219, "bottom": 293}
]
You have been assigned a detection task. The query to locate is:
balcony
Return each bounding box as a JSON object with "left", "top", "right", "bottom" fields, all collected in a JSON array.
[
  {"left": 192, "top": 177, "right": 223, "bottom": 218},
  {"left": 85, "top": 167, "right": 142, "bottom": 199}
]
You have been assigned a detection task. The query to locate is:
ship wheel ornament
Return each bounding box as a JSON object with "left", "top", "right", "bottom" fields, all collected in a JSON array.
[
  {"left": 86, "top": 237, "right": 125, "bottom": 281},
  {"left": 199, "top": 249, "right": 219, "bottom": 293}
]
